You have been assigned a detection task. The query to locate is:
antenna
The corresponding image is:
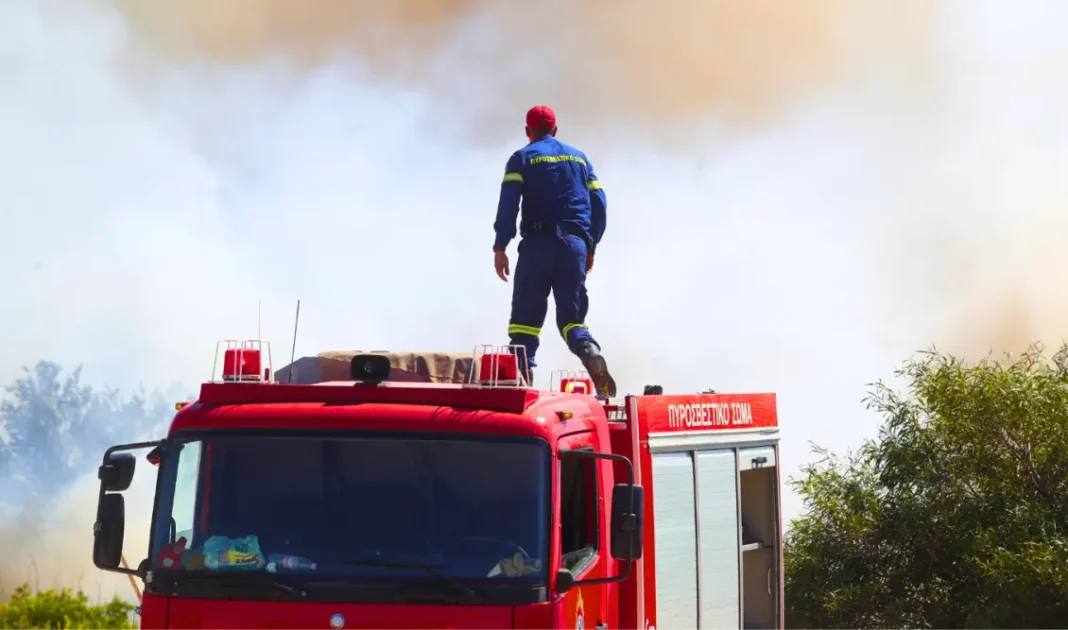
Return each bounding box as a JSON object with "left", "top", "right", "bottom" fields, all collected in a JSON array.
[
  {"left": 288, "top": 299, "right": 301, "bottom": 384},
  {"left": 257, "top": 298, "right": 262, "bottom": 343}
]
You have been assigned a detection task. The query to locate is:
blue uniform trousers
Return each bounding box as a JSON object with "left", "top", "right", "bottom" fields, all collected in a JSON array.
[{"left": 508, "top": 229, "right": 599, "bottom": 368}]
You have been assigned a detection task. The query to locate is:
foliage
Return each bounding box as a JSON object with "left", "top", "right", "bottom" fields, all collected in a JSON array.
[
  {"left": 0, "top": 360, "right": 180, "bottom": 503},
  {"left": 0, "top": 360, "right": 184, "bottom": 621},
  {"left": 785, "top": 343, "right": 1068, "bottom": 629},
  {"left": 0, "top": 583, "right": 136, "bottom": 629}
]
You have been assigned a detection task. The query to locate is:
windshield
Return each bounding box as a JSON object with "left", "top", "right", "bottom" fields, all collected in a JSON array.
[{"left": 149, "top": 432, "right": 550, "bottom": 598}]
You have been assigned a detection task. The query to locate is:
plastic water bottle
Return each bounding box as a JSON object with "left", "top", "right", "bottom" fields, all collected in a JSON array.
[{"left": 266, "top": 553, "right": 317, "bottom": 572}]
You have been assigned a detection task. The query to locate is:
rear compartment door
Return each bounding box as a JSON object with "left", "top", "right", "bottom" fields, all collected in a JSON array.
[
  {"left": 696, "top": 450, "right": 741, "bottom": 628},
  {"left": 650, "top": 449, "right": 741, "bottom": 629},
  {"left": 650, "top": 452, "right": 698, "bottom": 629},
  {"left": 739, "top": 445, "right": 781, "bottom": 629}
]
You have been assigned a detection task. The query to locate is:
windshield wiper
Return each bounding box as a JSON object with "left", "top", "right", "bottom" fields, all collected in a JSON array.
[
  {"left": 337, "top": 558, "right": 484, "bottom": 603},
  {"left": 158, "top": 571, "right": 306, "bottom": 597}
]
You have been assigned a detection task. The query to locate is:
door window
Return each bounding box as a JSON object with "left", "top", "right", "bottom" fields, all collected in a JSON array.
[
  {"left": 168, "top": 441, "right": 202, "bottom": 548},
  {"left": 559, "top": 445, "right": 599, "bottom": 574}
]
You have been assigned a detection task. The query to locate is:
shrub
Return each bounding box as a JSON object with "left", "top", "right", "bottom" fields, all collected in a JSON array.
[
  {"left": 0, "top": 583, "right": 136, "bottom": 629},
  {"left": 785, "top": 344, "right": 1068, "bottom": 628}
]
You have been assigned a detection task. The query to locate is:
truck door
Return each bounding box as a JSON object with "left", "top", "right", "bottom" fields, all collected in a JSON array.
[
  {"left": 739, "top": 445, "right": 780, "bottom": 629},
  {"left": 558, "top": 431, "right": 609, "bottom": 630}
]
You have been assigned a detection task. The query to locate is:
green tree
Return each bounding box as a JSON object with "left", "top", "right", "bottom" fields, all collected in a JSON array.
[
  {"left": 0, "top": 584, "right": 136, "bottom": 629},
  {"left": 0, "top": 360, "right": 182, "bottom": 505},
  {"left": 785, "top": 344, "right": 1068, "bottom": 629}
]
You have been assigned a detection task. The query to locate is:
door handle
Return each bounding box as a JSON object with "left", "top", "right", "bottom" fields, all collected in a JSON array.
[
  {"left": 767, "top": 567, "right": 772, "bottom": 595},
  {"left": 595, "top": 624, "right": 608, "bottom": 629}
]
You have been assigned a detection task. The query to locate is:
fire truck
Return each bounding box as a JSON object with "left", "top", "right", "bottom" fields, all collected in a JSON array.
[{"left": 93, "top": 341, "right": 784, "bottom": 629}]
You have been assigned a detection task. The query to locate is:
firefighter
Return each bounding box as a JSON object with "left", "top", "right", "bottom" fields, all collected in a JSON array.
[{"left": 491, "top": 105, "right": 616, "bottom": 397}]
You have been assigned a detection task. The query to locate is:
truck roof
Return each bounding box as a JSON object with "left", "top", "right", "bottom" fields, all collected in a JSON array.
[
  {"left": 183, "top": 343, "right": 779, "bottom": 444},
  {"left": 171, "top": 379, "right": 606, "bottom": 440}
]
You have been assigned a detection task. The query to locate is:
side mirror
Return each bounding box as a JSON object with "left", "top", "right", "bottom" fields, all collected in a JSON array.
[
  {"left": 98, "top": 452, "right": 136, "bottom": 492},
  {"left": 93, "top": 493, "right": 125, "bottom": 569},
  {"left": 610, "top": 483, "right": 645, "bottom": 560}
]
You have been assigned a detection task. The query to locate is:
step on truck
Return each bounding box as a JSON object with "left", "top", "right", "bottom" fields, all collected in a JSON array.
[{"left": 93, "top": 340, "right": 784, "bottom": 629}]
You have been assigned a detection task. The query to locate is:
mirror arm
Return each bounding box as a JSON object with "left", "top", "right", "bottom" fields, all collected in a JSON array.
[
  {"left": 103, "top": 440, "right": 167, "bottom": 462},
  {"left": 559, "top": 449, "right": 635, "bottom": 486},
  {"left": 559, "top": 448, "right": 637, "bottom": 523},
  {"left": 560, "top": 559, "right": 633, "bottom": 590}
]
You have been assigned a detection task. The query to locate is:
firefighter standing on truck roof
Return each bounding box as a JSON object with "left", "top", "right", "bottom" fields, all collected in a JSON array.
[{"left": 492, "top": 105, "right": 617, "bottom": 397}]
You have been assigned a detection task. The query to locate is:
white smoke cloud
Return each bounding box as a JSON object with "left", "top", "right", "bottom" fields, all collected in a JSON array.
[
  {"left": 3, "top": 0, "right": 1068, "bottom": 600},
  {"left": 0, "top": 453, "right": 156, "bottom": 603}
]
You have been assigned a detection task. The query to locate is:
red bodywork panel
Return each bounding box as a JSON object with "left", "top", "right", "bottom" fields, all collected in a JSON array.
[
  {"left": 173, "top": 381, "right": 609, "bottom": 441},
  {"left": 148, "top": 380, "right": 607, "bottom": 629},
  {"left": 635, "top": 392, "right": 778, "bottom": 433},
  {"left": 193, "top": 381, "right": 540, "bottom": 415},
  {"left": 146, "top": 379, "right": 778, "bottom": 629},
  {"left": 145, "top": 597, "right": 523, "bottom": 629}
]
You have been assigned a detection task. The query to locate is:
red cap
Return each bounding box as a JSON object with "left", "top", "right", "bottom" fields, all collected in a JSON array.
[{"left": 526, "top": 105, "right": 557, "bottom": 129}]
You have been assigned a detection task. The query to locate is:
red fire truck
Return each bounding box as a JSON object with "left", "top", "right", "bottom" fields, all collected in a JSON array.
[{"left": 93, "top": 341, "right": 784, "bottom": 629}]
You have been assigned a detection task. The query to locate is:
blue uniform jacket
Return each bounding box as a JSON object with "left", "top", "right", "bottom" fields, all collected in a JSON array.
[{"left": 492, "top": 136, "right": 607, "bottom": 253}]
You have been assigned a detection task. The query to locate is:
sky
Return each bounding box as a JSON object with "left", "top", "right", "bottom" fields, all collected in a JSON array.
[{"left": 3, "top": 0, "right": 1068, "bottom": 601}]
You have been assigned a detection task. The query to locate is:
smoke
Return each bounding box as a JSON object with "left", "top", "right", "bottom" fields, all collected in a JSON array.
[
  {"left": 0, "top": 467, "right": 155, "bottom": 604},
  {"left": 113, "top": 0, "right": 935, "bottom": 138},
  {"left": 3, "top": 0, "right": 1068, "bottom": 600},
  {"left": 858, "top": 1, "right": 1068, "bottom": 358},
  {"left": 0, "top": 365, "right": 174, "bottom": 603}
]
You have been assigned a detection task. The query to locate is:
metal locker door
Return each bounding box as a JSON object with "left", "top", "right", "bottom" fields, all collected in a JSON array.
[
  {"left": 696, "top": 449, "right": 740, "bottom": 628},
  {"left": 652, "top": 452, "right": 698, "bottom": 629}
]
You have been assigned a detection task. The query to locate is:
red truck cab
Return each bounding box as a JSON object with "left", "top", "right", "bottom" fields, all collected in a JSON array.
[{"left": 93, "top": 341, "right": 783, "bottom": 629}]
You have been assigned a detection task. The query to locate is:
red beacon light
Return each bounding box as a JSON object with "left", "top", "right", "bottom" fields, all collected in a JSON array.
[
  {"left": 560, "top": 376, "right": 593, "bottom": 395},
  {"left": 480, "top": 352, "right": 518, "bottom": 384},
  {"left": 213, "top": 340, "right": 273, "bottom": 383},
  {"left": 551, "top": 369, "right": 595, "bottom": 396},
  {"left": 470, "top": 344, "right": 530, "bottom": 387},
  {"left": 223, "top": 348, "right": 261, "bottom": 381}
]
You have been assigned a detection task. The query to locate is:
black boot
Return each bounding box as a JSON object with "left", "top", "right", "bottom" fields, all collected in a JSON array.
[{"left": 579, "top": 342, "right": 617, "bottom": 398}]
